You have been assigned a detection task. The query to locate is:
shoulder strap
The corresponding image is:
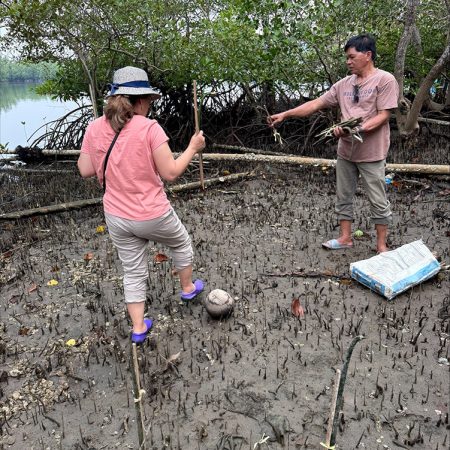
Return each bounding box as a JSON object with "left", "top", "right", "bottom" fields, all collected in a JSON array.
[{"left": 102, "top": 131, "right": 120, "bottom": 192}]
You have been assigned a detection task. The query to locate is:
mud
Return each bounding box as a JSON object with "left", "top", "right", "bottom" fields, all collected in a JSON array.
[{"left": 0, "top": 159, "right": 449, "bottom": 450}]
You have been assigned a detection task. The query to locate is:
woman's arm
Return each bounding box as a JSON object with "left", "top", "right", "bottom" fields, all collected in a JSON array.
[
  {"left": 153, "top": 131, "right": 205, "bottom": 182},
  {"left": 77, "top": 152, "right": 96, "bottom": 178}
]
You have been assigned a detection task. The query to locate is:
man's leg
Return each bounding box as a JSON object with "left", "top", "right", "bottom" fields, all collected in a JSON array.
[
  {"left": 358, "top": 160, "right": 392, "bottom": 253},
  {"left": 375, "top": 224, "right": 388, "bottom": 253},
  {"left": 335, "top": 157, "right": 359, "bottom": 245}
]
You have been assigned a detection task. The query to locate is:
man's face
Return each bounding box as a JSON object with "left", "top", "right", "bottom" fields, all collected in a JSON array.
[{"left": 345, "top": 47, "right": 372, "bottom": 75}]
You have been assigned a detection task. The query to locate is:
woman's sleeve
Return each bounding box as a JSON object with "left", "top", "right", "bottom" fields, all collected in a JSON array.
[{"left": 148, "top": 121, "right": 170, "bottom": 152}]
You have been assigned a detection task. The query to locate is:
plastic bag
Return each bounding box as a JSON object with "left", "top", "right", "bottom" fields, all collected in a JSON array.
[{"left": 350, "top": 240, "right": 440, "bottom": 300}]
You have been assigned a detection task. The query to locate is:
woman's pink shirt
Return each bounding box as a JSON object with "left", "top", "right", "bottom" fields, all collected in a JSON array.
[{"left": 81, "top": 115, "right": 171, "bottom": 220}]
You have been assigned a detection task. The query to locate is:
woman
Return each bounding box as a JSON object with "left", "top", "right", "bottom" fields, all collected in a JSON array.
[{"left": 78, "top": 66, "right": 205, "bottom": 343}]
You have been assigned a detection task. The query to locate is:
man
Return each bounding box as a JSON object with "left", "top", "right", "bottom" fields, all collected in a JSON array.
[{"left": 270, "top": 34, "right": 399, "bottom": 253}]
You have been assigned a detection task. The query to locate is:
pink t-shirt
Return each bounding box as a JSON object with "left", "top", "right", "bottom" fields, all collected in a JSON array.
[
  {"left": 320, "top": 69, "right": 399, "bottom": 162},
  {"left": 81, "top": 115, "right": 171, "bottom": 220}
]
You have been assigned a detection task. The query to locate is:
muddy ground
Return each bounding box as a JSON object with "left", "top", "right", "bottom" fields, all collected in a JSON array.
[{"left": 0, "top": 151, "right": 449, "bottom": 450}]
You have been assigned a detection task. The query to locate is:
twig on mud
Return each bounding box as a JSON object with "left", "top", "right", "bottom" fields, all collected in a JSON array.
[
  {"left": 262, "top": 270, "right": 350, "bottom": 281},
  {"left": 330, "top": 335, "right": 365, "bottom": 448},
  {"left": 42, "top": 414, "right": 60, "bottom": 428}
]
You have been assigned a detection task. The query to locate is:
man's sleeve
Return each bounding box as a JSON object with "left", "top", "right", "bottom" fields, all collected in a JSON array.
[
  {"left": 377, "top": 74, "right": 399, "bottom": 111},
  {"left": 319, "top": 83, "right": 340, "bottom": 108}
]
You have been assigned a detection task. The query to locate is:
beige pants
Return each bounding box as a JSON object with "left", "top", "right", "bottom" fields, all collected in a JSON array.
[
  {"left": 335, "top": 157, "right": 392, "bottom": 225},
  {"left": 105, "top": 209, "right": 193, "bottom": 303}
]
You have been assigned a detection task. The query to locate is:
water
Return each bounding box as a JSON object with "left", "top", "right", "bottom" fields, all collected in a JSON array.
[{"left": 0, "top": 82, "right": 81, "bottom": 150}]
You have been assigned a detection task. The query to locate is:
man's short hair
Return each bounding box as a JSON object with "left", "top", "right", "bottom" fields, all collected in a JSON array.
[{"left": 344, "top": 33, "right": 377, "bottom": 60}]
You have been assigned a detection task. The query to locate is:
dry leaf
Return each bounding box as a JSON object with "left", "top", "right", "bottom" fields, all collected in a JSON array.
[
  {"left": 154, "top": 252, "right": 169, "bottom": 263},
  {"left": 18, "top": 327, "right": 30, "bottom": 336},
  {"left": 96, "top": 225, "right": 106, "bottom": 233},
  {"left": 47, "top": 279, "right": 59, "bottom": 286},
  {"left": 28, "top": 283, "right": 38, "bottom": 294},
  {"left": 167, "top": 352, "right": 181, "bottom": 364},
  {"left": 1, "top": 250, "right": 13, "bottom": 259},
  {"left": 84, "top": 252, "right": 94, "bottom": 261},
  {"left": 291, "top": 298, "right": 305, "bottom": 317}
]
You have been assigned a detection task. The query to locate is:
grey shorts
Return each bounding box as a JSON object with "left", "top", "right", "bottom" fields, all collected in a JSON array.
[
  {"left": 105, "top": 209, "right": 193, "bottom": 303},
  {"left": 335, "top": 157, "right": 392, "bottom": 225}
]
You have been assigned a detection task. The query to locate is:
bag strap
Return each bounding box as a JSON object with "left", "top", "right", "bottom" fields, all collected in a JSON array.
[{"left": 102, "top": 131, "right": 120, "bottom": 192}]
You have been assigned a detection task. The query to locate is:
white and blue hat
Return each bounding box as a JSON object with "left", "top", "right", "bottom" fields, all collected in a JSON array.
[{"left": 107, "top": 66, "right": 161, "bottom": 99}]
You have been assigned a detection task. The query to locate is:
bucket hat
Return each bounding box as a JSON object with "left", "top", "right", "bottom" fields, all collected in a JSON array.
[{"left": 107, "top": 66, "right": 161, "bottom": 99}]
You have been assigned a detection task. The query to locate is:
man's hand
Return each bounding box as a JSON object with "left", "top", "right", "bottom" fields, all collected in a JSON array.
[
  {"left": 268, "top": 112, "right": 285, "bottom": 127},
  {"left": 332, "top": 126, "right": 347, "bottom": 138}
]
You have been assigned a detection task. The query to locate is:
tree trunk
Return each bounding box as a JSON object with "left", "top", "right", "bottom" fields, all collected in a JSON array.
[
  {"left": 405, "top": 42, "right": 450, "bottom": 133},
  {"left": 394, "top": 0, "right": 420, "bottom": 136},
  {"left": 395, "top": 0, "right": 450, "bottom": 136}
]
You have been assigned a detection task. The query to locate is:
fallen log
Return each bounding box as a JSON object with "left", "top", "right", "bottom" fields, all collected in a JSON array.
[
  {"left": 200, "top": 152, "right": 450, "bottom": 175},
  {"left": 0, "top": 167, "right": 73, "bottom": 174},
  {"left": 0, "top": 149, "right": 80, "bottom": 156},
  {"left": 212, "top": 143, "right": 286, "bottom": 156},
  {"left": 0, "top": 171, "right": 255, "bottom": 221},
  {"left": 1, "top": 148, "right": 449, "bottom": 175},
  {"left": 417, "top": 117, "right": 450, "bottom": 127}
]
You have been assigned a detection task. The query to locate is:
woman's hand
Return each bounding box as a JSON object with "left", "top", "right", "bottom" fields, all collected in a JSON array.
[
  {"left": 188, "top": 130, "right": 206, "bottom": 154},
  {"left": 154, "top": 130, "right": 206, "bottom": 182}
]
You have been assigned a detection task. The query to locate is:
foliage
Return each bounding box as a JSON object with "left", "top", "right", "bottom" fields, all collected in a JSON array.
[
  {"left": 0, "top": 0, "right": 448, "bottom": 147},
  {"left": 0, "top": 57, "right": 57, "bottom": 82},
  {"left": 1, "top": 0, "right": 447, "bottom": 97}
]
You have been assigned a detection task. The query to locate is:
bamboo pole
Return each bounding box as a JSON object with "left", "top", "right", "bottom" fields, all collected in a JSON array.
[
  {"left": 202, "top": 152, "right": 450, "bottom": 175},
  {"left": 1, "top": 148, "right": 449, "bottom": 175},
  {"left": 193, "top": 80, "right": 205, "bottom": 190},
  {"left": 0, "top": 149, "right": 80, "bottom": 155},
  {"left": 0, "top": 167, "right": 73, "bottom": 174},
  {"left": 0, "top": 171, "right": 255, "bottom": 221}
]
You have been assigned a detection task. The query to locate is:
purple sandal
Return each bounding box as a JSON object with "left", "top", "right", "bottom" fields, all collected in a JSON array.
[
  {"left": 131, "top": 318, "right": 153, "bottom": 344},
  {"left": 180, "top": 279, "right": 204, "bottom": 301}
]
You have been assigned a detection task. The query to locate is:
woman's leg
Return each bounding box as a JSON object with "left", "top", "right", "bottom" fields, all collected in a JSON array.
[
  {"left": 105, "top": 213, "right": 150, "bottom": 333},
  {"left": 133, "top": 209, "right": 197, "bottom": 294}
]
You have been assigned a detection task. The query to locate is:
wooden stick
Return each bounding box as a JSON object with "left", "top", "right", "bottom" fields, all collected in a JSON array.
[
  {"left": 322, "top": 369, "right": 341, "bottom": 449},
  {"left": 131, "top": 343, "right": 146, "bottom": 449},
  {"left": 0, "top": 171, "right": 256, "bottom": 221},
  {"left": 193, "top": 80, "right": 205, "bottom": 190}
]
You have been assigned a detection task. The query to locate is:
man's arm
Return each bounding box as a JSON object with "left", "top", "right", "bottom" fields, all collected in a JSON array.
[{"left": 270, "top": 97, "right": 327, "bottom": 126}]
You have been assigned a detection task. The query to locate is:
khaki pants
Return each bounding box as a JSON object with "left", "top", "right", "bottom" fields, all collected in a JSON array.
[
  {"left": 335, "top": 157, "right": 392, "bottom": 225},
  {"left": 105, "top": 209, "right": 193, "bottom": 303}
]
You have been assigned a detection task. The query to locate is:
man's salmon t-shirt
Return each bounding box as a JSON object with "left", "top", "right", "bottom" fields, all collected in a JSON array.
[
  {"left": 81, "top": 115, "right": 171, "bottom": 220},
  {"left": 319, "top": 69, "right": 399, "bottom": 162}
]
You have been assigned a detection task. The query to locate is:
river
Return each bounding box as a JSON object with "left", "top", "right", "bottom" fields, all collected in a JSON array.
[{"left": 0, "top": 82, "right": 82, "bottom": 150}]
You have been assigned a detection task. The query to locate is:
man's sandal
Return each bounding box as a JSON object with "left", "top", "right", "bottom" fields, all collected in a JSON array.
[{"left": 322, "top": 239, "right": 353, "bottom": 250}]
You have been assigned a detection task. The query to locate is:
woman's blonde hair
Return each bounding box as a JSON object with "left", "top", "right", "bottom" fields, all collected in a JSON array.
[{"left": 104, "top": 95, "right": 147, "bottom": 133}]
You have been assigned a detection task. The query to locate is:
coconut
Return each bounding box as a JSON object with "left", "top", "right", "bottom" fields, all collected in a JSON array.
[{"left": 204, "top": 289, "right": 234, "bottom": 319}]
